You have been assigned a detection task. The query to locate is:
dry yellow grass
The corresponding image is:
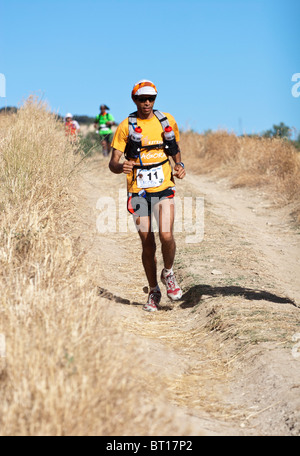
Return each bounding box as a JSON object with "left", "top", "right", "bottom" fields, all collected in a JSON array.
[
  {"left": 0, "top": 98, "right": 187, "bottom": 436},
  {"left": 181, "top": 131, "right": 300, "bottom": 221}
]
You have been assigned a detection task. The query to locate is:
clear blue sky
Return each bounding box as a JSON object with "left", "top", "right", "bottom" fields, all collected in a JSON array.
[{"left": 1, "top": 0, "right": 299, "bottom": 136}]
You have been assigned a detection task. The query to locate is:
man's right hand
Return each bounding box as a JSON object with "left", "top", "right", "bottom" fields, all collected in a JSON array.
[
  {"left": 122, "top": 160, "right": 135, "bottom": 174},
  {"left": 109, "top": 149, "right": 135, "bottom": 175}
]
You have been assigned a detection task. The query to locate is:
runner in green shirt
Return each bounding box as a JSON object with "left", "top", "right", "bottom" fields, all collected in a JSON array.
[{"left": 94, "top": 104, "right": 115, "bottom": 156}]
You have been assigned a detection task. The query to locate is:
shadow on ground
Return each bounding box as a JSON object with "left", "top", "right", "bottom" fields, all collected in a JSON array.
[
  {"left": 97, "top": 286, "right": 173, "bottom": 311},
  {"left": 98, "top": 284, "right": 298, "bottom": 312},
  {"left": 180, "top": 284, "right": 298, "bottom": 309}
]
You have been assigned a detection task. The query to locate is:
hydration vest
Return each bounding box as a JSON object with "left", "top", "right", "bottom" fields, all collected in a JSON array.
[
  {"left": 97, "top": 112, "right": 113, "bottom": 134},
  {"left": 125, "top": 110, "right": 179, "bottom": 164},
  {"left": 65, "top": 121, "right": 77, "bottom": 136}
]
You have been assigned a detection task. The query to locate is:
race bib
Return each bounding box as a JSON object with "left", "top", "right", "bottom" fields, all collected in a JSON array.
[{"left": 136, "top": 165, "right": 164, "bottom": 189}]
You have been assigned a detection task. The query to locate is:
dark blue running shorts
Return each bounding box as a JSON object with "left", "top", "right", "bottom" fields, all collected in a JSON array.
[{"left": 127, "top": 187, "right": 175, "bottom": 217}]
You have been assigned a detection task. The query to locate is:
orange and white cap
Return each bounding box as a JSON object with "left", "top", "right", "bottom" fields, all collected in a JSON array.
[{"left": 131, "top": 80, "right": 158, "bottom": 97}]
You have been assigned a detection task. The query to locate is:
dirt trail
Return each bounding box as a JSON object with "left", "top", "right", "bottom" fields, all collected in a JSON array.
[{"left": 75, "top": 156, "right": 300, "bottom": 436}]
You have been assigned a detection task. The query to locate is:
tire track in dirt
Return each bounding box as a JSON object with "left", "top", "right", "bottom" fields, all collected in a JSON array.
[{"left": 75, "top": 155, "right": 300, "bottom": 436}]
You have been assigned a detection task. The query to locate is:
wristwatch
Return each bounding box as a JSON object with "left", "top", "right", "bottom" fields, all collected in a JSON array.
[{"left": 175, "top": 162, "right": 185, "bottom": 168}]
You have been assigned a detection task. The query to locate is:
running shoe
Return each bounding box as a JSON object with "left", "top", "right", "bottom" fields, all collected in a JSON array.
[
  {"left": 161, "top": 269, "right": 183, "bottom": 301},
  {"left": 143, "top": 289, "right": 162, "bottom": 312}
]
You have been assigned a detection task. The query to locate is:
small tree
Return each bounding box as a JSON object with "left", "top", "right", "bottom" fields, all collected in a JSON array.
[{"left": 263, "top": 122, "right": 291, "bottom": 139}]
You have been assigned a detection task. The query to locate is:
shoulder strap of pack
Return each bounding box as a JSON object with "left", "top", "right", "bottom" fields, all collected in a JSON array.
[
  {"left": 128, "top": 110, "right": 169, "bottom": 133},
  {"left": 153, "top": 110, "right": 170, "bottom": 131},
  {"left": 128, "top": 111, "right": 138, "bottom": 136}
]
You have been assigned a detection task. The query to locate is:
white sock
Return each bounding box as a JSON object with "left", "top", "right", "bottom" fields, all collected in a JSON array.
[
  {"left": 150, "top": 285, "right": 160, "bottom": 293},
  {"left": 163, "top": 267, "right": 173, "bottom": 277}
]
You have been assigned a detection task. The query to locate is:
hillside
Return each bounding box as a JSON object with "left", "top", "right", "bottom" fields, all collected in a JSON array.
[{"left": 0, "top": 100, "right": 299, "bottom": 436}]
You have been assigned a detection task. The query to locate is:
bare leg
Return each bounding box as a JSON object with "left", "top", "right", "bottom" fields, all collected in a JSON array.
[
  {"left": 134, "top": 215, "right": 158, "bottom": 288},
  {"left": 101, "top": 139, "right": 109, "bottom": 156},
  {"left": 154, "top": 198, "right": 176, "bottom": 270},
  {"left": 154, "top": 197, "right": 182, "bottom": 300}
]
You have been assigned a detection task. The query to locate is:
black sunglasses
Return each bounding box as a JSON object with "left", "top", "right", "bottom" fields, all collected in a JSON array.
[{"left": 135, "top": 96, "right": 156, "bottom": 103}]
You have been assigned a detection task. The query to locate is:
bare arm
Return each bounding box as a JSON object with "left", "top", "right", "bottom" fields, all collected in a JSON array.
[{"left": 171, "top": 143, "right": 186, "bottom": 179}]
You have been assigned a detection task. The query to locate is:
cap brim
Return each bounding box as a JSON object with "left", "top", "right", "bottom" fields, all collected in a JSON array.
[{"left": 135, "top": 87, "right": 157, "bottom": 96}]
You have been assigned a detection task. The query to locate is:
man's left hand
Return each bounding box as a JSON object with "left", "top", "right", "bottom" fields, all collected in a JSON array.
[{"left": 173, "top": 163, "right": 186, "bottom": 179}]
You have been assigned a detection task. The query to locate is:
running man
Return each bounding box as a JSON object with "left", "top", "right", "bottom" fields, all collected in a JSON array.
[
  {"left": 109, "top": 80, "right": 186, "bottom": 312},
  {"left": 64, "top": 113, "right": 80, "bottom": 142},
  {"left": 94, "top": 105, "right": 115, "bottom": 156}
]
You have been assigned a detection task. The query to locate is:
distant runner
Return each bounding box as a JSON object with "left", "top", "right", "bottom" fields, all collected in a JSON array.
[
  {"left": 64, "top": 113, "right": 80, "bottom": 142},
  {"left": 94, "top": 105, "right": 115, "bottom": 156},
  {"left": 109, "top": 80, "right": 186, "bottom": 312}
]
